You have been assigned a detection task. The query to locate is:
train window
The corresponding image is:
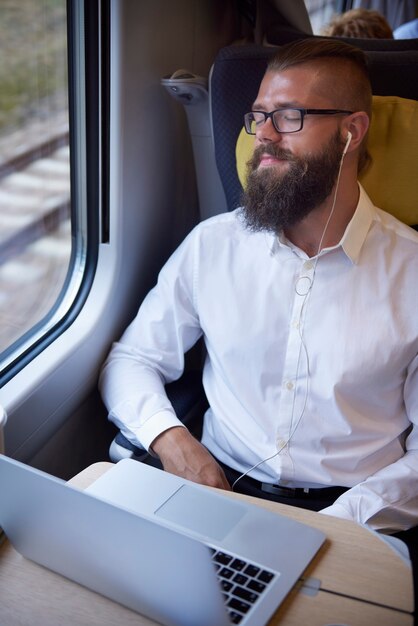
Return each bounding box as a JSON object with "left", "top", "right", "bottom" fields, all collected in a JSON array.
[
  {"left": 304, "top": 1, "right": 336, "bottom": 33},
  {"left": 0, "top": 1, "right": 102, "bottom": 383}
]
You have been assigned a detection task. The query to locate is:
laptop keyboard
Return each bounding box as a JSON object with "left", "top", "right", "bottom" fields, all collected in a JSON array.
[{"left": 211, "top": 549, "right": 276, "bottom": 624}]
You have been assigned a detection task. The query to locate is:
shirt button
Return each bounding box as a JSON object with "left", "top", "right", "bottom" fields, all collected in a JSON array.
[
  {"left": 277, "top": 438, "right": 287, "bottom": 449},
  {"left": 285, "top": 381, "right": 294, "bottom": 390},
  {"left": 303, "top": 260, "right": 313, "bottom": 270}
]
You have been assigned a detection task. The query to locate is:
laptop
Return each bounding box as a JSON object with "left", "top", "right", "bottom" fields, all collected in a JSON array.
[{"left": 0, "top": 455, "right": 325, "bottom": 626}]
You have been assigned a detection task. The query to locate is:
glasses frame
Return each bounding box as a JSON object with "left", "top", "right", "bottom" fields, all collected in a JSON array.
[{"left": 244, "top": 108, "right": 354, "bottom": 135}]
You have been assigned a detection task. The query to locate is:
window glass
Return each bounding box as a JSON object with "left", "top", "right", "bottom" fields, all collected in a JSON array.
[
  {"left": 304, "top": 0, "right": 336, "bottom": 34},
  {"left": 0, "top": 1, "right": 74, "bottom": 365}
]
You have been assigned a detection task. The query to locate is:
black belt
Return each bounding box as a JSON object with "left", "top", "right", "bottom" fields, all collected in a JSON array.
[
  {"left": 259, "top": 482, "right": 348, "bottom": 500},
  {"left": 214, "top": 457, "right": 348, "bottom": 502}
]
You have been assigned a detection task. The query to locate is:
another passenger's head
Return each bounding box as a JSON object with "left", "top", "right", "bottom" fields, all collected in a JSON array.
[
  {"left": 321, "top": 8, "right": 393, "bottom": 39},
  {"left": 242, "top": 38, "right": 371, "bottom": 234}
]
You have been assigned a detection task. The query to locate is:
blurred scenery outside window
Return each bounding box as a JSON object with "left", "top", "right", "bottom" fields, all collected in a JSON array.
[{"left": 0, "top": 0, "right": 71, "bottom": 357}]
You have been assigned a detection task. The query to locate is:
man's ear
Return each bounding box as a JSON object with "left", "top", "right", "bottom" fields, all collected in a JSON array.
[{"left": 343, "top": 111, "right": 370, "bottom": 151}]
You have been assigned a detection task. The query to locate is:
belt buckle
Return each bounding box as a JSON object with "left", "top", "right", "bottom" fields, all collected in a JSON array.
[{"left": 261, "top": 483, "right": 297, "bottom": 498}]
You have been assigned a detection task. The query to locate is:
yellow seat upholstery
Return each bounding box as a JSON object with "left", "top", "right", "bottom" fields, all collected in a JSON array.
[{"left": 235, "top": 95, "right": 418, "bottom": 225}]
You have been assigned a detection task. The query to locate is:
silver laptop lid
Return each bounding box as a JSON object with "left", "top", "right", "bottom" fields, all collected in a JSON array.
[{"left": 0, "top": 455, "right": 229, "bottom": 626}]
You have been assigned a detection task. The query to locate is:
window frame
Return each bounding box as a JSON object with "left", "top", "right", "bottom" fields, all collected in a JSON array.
[{"left": 0, "top": 0, "right": 108, "bottom": 386}]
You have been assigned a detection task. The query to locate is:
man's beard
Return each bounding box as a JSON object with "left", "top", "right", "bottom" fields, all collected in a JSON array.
[{"left": 240, "top": 130, "right": 345, "bottom": 235}]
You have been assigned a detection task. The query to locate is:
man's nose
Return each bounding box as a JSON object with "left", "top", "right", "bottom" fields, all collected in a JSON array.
[{"left": 255, "top": 117, "right": 283, "bottom": 144}]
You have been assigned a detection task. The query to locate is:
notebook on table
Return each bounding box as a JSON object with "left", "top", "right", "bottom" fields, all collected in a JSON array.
[{"left": 0, "top": 455, "right": 326, "bottom": 626}]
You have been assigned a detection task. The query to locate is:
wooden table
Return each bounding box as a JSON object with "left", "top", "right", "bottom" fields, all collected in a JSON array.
[{"left": 0, "top": 462, "right": 414, "bottom": 625}]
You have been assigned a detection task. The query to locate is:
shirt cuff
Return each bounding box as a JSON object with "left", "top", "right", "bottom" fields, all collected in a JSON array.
[{"left": 137, "top": 410, "right": 186, "bottom": 452}]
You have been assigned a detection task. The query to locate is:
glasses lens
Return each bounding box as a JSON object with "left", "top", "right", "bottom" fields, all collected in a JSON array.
[
  {"left": 245, "top": 109, "right": 304, "bottom": 134},
  {"left": 245, "top": 112, "right": 265, "bottom": 134},
  {"left": 273, "top": 109, "right": 303, "bottom": 133}
]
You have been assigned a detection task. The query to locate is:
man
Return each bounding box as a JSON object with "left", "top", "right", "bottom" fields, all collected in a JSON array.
[{"left": 100, "top": 38, "right": 418, "bottom": 535}]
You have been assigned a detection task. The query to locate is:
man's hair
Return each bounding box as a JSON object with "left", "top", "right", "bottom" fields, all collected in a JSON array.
[
  {"left": 321, "top": 9, "right": 393, "bottom": 40},
  {"left": 267, "top": 38, "right": 372, "bottom": 116},
  {"left": 266, "top": 38, "right": 373, "bottom": 171}
]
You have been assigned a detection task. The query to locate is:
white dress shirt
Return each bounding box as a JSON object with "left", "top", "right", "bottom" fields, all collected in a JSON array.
[{"left": 100, "top": 185, "right": 418, "bottom": 533}]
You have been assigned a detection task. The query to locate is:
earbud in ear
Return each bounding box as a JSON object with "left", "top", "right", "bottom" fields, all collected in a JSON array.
[{"left": 342, "top": 131, "right": 352, "bottom": 155}]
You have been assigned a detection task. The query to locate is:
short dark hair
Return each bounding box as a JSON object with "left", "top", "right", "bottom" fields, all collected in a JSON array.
[{"left": 267, "top": 38, "right": 372, "bottom": 117}]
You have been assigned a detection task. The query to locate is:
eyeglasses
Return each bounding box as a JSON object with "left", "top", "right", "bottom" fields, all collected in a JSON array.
[{"left": 244, "top": 108, "right": 353, "bottom": 135}]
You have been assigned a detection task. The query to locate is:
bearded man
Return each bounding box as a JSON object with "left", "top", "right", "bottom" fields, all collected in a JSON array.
[{"left": 100, "top": 39, "right": 418, "bottom": 540}]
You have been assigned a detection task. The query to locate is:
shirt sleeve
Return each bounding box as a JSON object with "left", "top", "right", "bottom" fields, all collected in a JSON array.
[
  {"left": 320, "top": 353, "right": 418, "bottom": 534},
  {"left": 99, "top": 228, "right": 203, "bottom": 451}
]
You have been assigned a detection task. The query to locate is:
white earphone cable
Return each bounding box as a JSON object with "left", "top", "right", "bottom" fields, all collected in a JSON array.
[{"left": 232, "top": 137, "right": 349, "bottom": 491}]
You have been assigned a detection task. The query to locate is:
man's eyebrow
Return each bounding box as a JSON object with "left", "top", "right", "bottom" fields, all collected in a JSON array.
[{"left": 251, "top": 101, "right": 302, "bottom": 110}]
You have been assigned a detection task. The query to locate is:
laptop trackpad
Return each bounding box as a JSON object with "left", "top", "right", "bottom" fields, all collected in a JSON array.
[{"left": 155, "top": 484, "right": 246, "bottom": 541}]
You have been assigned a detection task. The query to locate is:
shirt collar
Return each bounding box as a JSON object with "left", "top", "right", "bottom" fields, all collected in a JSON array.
[
  {"left": 270, "top": 183, "right": 375, "bottom": 265},
  {"left": 339, "top": 184, "right": 375, "bottom": 264}
]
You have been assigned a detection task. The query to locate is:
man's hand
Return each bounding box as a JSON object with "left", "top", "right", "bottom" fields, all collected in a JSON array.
[{"left": 151, "top": 426, "right": 231, "bottom": 491}]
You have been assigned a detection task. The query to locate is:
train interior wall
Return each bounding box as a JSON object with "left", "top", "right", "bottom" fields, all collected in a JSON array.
[{"left": 22, "top": 0, "right": 243, "bottom": 479}]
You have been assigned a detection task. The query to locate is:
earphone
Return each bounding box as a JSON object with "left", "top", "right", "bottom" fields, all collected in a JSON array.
[{"left": 342, "top": 131, "right": 352, "bottom": 156}]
